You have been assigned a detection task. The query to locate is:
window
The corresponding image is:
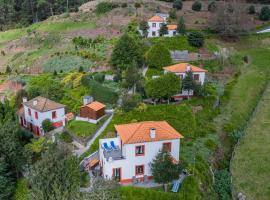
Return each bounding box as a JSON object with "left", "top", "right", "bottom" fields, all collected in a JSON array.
[
  {"left": 52, "top": 111, "right": 57, "bottom": 119},
  {"left": 152, "top": 23, "right": 156, "bottom": 28},
  {"left": 112, "top": 168, "right": 121, "bottom": 181},
  {"left": 152, "top": 31, "right": 156, "bottom": 36},
  {"left": 135, "top": 145, "right": 145, "bottom": 156},
  {"left": 163, "top": 142, "right": 172, "bottom": 152},
  {"left": 194, "top": 74, "right": 199, "bottom": 81},
  {"left": 135, "top": 165, "right": 144, "bottom": 175},
  {"left": 35, "top": 112, "right": 38, "bottom": 119},
  {"left": 28, "top": 108, "right": 31, "bottom": 116}
]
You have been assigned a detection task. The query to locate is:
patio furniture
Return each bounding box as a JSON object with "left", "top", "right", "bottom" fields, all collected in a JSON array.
[
  {"left": 143, "top": 175, "right": 148, "bottom": 183},
  {"left": 103, "top": 142, "right": 112, "bottom": 152},
  {"left": 110, "top": 141, "right": 118, "bottom": 150},
  {"left": 171, "top": 181, "right": 180, "bottom": 193}
]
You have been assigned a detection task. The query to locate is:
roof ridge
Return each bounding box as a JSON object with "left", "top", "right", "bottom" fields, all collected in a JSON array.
[{"left": 125, "top": 123, "right": 144, "bottom": 144}]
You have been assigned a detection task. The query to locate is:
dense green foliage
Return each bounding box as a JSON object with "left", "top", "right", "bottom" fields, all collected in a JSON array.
[
  {"left": 177, "top": 17, "right": 186, "bottom": 35},
  {"left": 122, "top": 62, "right": 143, "bottom": 93},
  {"left": 145, "top": 43, "right": 172, "bottom": 69},
  {"left": 95, "top": 2, "right": 119, "bottom": 14},
  {"left": 0, "top": 0, "right": 85, "bottom": 28},
  {"left": 259, "top": 6, "right": 270, "bottom": 21},
  {"left": 0, "top": 159, "right": 16, "bottom": 200},
  {"left": 145, "top": 73, "right": 181, "bottom": 101},
  {"left": 192, "top": 1, "right": 202, "bottom": 11},
  {"left": 111, "top": 34, "right": 143, "bottom": 71},
  {"left": 248, "top": 5, "right": 256, "bottom": 15},
  {"left": 214, "top": 170, "right": 231, "bottom": 200},
  {"left": 13, "top": 179, "right": 28, "bottom": 200},
  {"left": 27, "top": 75, "right": 64, "bottom": 102},
  {"left": 150, "top": 150, "right": 180, "bottom": 187},
  {"left": 182, "top": 70, "right": 195, "bottom": 93},
  {"left": 121, "top": 93, "right": 142, "bottom": 112},
  {"left": 187, "top": 32, "right": 205, "bottom": 47},
  {"left": 28, "top": 144, "right": 81, "bottom": 200},
  {"left": 173, "top": 0, "right": 183, "bottom": 10},
  {"left": 41, "top": 119, "right": 54, "bottom": 133},
  {"left": 159, "top": 24, "right": 169, "bottom": 36},
  {"left": 81, "top": 75, "right": 118, "bottom": 104},
  {"left": 139, "top": 20, "right": 149, "bottom": 38}
]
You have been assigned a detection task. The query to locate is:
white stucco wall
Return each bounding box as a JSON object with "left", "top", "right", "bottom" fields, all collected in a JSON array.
[
  {"left": 100, "top": 138, "right": 180, "bottom": 181},
  {"left": 148, "top": 22, "right": 164, "bottom": 37},
  {"left": 23, "top": 105, "right": 65, "bottom": 135},
  {"left": 164, "top": 70, "right": 206, "bottom": 85}
]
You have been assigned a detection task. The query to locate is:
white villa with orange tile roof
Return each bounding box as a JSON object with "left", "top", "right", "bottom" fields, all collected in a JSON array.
[
  {"left": 96, "top": 121, "right": 183, "bottom": 184},
  {"left": 146, "top": 14, "right": 177, "bottom": 38},
  {"left": 18, "top": 96, "right": 66, "bottom": 136},
  {"left": 163, "top": 63, "right": 207, "bottom": 99}
]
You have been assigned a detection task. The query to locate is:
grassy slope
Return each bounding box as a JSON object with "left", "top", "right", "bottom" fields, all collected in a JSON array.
[
  {"left": 66, "top": 120, "right": 97, "bottom": 138},
  {"left": 231, "top": 83, "right": 270, "bottom": 199}
]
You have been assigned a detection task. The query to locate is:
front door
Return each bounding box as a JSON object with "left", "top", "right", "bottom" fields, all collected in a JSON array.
[{"left": 113, "top": 168, "right": 121, "bottom": 182}]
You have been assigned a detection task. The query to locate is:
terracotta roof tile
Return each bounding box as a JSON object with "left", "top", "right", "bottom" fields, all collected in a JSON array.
[
  {"left": 163, "top": 63, "right": 208, "bottom": 73},
  {"left": 23, "top": 96, "right": 65, "bottom": 112},
  {"left": 148, "top": 15, "right": 165, "bottom": 22},
  {"left": 115, "top": 121, "right": 183, "bottom": 144},
  {"left": 86, "top": 101, "right": 105, "bottom": 111},
  {"left": 167, "top": 24, "right": 177, "bottom": 30}
]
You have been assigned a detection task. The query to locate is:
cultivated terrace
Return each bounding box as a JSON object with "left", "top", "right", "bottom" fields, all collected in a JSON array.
[{"left": 0, "top": 0, "right": 270, "bottom": 200}]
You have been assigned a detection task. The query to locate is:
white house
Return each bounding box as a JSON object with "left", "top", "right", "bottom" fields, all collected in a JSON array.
[
  {"left": 19, "top": 96, "right": 66, "bottom": 136},
  {"left": 98, "top": 121, "right": 183, "bottom": 184},
  {"left": 163, "top": 63, "right": 207, "bottom": 99},
  {"left": 146, "top": 14, "right": 177, "bottom": 38}
]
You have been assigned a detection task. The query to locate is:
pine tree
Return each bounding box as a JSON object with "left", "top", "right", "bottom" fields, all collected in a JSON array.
[
  {"left": 159, "top": 24, "right": 168, "bottom": 36},
  {"left": 177, "top": 16, "right": 186, "bottom": 35},
  {"left": 182, "top": 70, "right": 195, "bottom": 99}
]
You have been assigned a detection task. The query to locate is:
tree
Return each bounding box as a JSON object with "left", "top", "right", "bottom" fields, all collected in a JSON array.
[
  {"left": 192, "top": 1, "right": 202, "bottom": 12},
  {"left": 182, "top": 70, "right": 195, "bottom": 99},
  {"left": 259, "top": 6, "right": 270, "bottom": 21},
  {"left": 122, "top": 61, "right": 143, "bottom": 93},
  {"left": 28, "top": 143, "right": 81, "bottom": 200},
  {"left": 121, "top": 93, "right": 142, "bottom": 112},
  {"left": 169, "top": 9, "right": 177, "bottom": 20},
  {"left": 177, "top": 16, "right": 186, "bottom": 35},
  {"left": 187, "top": 32, "right": 204, "bottom": 47},
  {"left": 208, "top": 1, "right": 216, "bottom": 12},
  {"left": 248, "top": 5, "right": 255, "bottom": 15},
  {"left": 111, "top": 34, "right": 143, "bottom": 71},
  {"left": 134, "top": 2, "right": 141, "bottom": 16},
  {"left": 5, "top": 65, "right": 11, "bottom": 74},
  {"left": 209, "top": 2, "right": 252, "bottom": 37},
  {"left": 145, "top": 73, "right": 181, "bottom": 104},
  {"left": 42, "top": 119, "right": 54, "bottom": 133},
  {"left": 0, "top": 159, "right": 16, "bottom": 200},
  {"left": 150, "top": 149, "right": 180, "bottom": 192},
  {"left": 14, "top": 89, "right": 28, "bottom": 108},
  {"left": 173, "top": 0, "right": 182, "bottom": 10},
  {"left": 139, "top": 20, "right": 149, "bottom": 38},
  {"left": 159, "top": 24, "right": 168, "bottom": 36},
  {"left": 145, "top": 43, "right": 172, "bottom": 69}
]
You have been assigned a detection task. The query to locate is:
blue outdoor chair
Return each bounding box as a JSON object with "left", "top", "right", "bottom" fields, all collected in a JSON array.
[
  {"left": 110, "top": 141, "right": 118, "bottom": 150},
  {"left": 103, "top": 142, "right": 112, "bottom": 152}
]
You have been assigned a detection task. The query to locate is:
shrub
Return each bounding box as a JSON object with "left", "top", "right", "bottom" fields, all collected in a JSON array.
[
  {"left": 259, "top": 6, "right": 270, "bottom": 21},
  {"left": 169, "top": 9, "right": 177, "bottom": 20},
  {"left": 42, "top": 119, "right": 54, "bottom": 132},
  {"left": 204, "top": 139, "right": 217, "bottom": 150},
  {"left": 248, "top": 5, "right": 255, "bottom": 15},
  {"left": 59, "top": 131, "right": 73, "bottom": 143},
  {"left": 81, "top": 75, "right": 118, "bottom": 104},
  {"left": 121, "top": 93, "right": 142, "bottom": 112},
  {"left": 173, "top": 0, "right": 183, "bottom": 10},
  {"left": 145, "top": 43, "right": 172, "bottom": 69},
  {"left": 214, "top": 170, "right": 231, "bottom": 200},
  {"left": 93, "top": 73, "right": 105, "bottom": 83},
  {"left": 208, "top": 1, "right": 216, "bottom": 12},
  {"left": 192, "top": 1, "right": 202, "bottom": 12},
  {"left": 121, "top": 3, "right": 128, "bottom": 8},
  {"left": 187, "top": 32, "right": 204, "bottom": 47},
  {"left": 95, "top": 2, "right": 119, "bottom": 14}
]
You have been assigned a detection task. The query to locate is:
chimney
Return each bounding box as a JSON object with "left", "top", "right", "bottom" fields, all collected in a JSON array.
[
  {"left": 150, "top": 128, "right": 156, "bottom": 139},
  {"left": 186, "top": 64, "right": 191, "bottom": 71},
  {"left": 83, "top": 96, "right": 93, "bottom": 105},
  {"left": 33, "top": 100, "right": 38, "bottom": 106},
  {"left": 22, "top": 97, "right": 27, "bottom": 103}
]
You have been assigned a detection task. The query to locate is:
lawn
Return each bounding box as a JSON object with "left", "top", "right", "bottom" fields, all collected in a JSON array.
[
  {"left": 149, "top": 36, "right": 198, "bottom": 52},
  {"left": 29, "top": 21, "right": 96, "bottom": 33},
  {"left": 231, "top": 83, "right": 270, "bottom": 200},
  {"left": 66, "top": 120, "right": 97, "bottom": 138},
  {"left": 0, "top": 28, "right": 26, "bottom": 44}
]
